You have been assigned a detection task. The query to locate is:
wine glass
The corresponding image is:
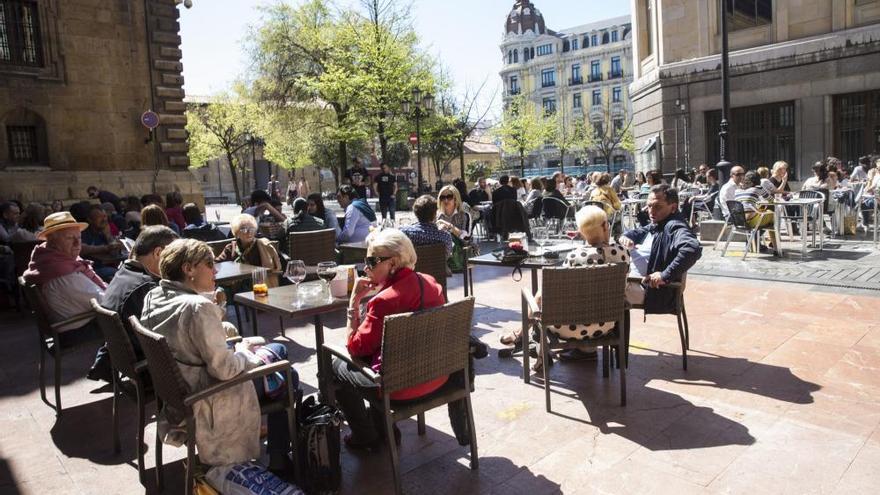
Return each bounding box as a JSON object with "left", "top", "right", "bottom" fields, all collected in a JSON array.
[
  {"left": 563, "top": 219, "right": 579, "bottom": 246},
  {"left": 285, "top": 260, "right": 306, "bottom": 306},
  {"left": 316, "top": 261, "right": 338, "bottom": 302},
  {"left": 532, "top": 227, "right": 548, "bottom": 256}
]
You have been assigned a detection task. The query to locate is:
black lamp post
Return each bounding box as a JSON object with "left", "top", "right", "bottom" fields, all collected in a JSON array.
[
  {"left": 716, "top": 0, "right": 733, "bottom": 180},
  {"left": 403, "top": 88, "right": 434, "bottom": 194}
]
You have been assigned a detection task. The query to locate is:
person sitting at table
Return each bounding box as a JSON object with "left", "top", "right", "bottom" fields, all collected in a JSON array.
[
  {"left": 718, "top": 165, "right": 745, "bottom": 220},
  {"left": 851, "top": 156, "right": 871, "bottom": 182},
  {"left": 510, "top": 176, "right": 527, "bottom": 202},
  {"left": 589, "top": 172, "right": 622, "bottom": 218},
  {"left": 164, "top": 191, "right": 186, "bottom": 232},
  {"left": 244, "top": 189, "right": 287, "bottom": 224},
  {"left": 181, "top": 203, "right": 227, "bottom": 242},
  {"left": 140, "top": 238, "right": 297, "bottom": 475},
  {"left": 610, "top": 169, "right": 628, "bottom": 194},
  {"left": 23, "top": 211, "right": 108, "bottom": 380},
  {"left": 523, "top": 177, "right": 543, "bottom": 215},
  {"left": 491, "top": 175, "right": 517, "bottom": 204},
  {"left": 80, "top": 204, "right": 123, "bottom": 281},
  {"left": 467, "top": 177, "right": 491, "bottom": 207},
  {"left": 802, "top": 161, "right": 830, "bottom": 191},
  {"left": 542, "top": 177, "right": 569, "bottom": 209},
  {"left": 505, "top": 206, "right": 633, "bottom": 369},
  {"left": 618, "top": 185, "right": 702, "bottom": 312},
  {"left": 306, "top": 192, "right": 339, "bottom": 234},
  {"left": 860, "top": 159, "right": 880, "bottom": 227},
  {"left": 437, "top": 186, "right": 476, "bottom": 270},
  {"left": 10, "top": 202, "right": 45, "bottom": 243},
  {"left": 336, "top": 185, "right": 375, "bottom": 244},
  {"left": 141, "top": 204, "right": 180, "bottom": 235},
  {"left": 401, "top": 195, "right": 454, "bottom": 256},
  {"left": 735, "top": 171, "right": 779, "bottom": 253},
  {"left": 670, "top": 168, "right": 690, "bottom": 190},
  {"left": 332, "top": 228, "right": 463, "bottom": 450},
  {"left": 216, "top": 213, "right": 282, "bottom": 287},
  {"left": 284, "top": 197, "right": 325, "bottom": 234}
]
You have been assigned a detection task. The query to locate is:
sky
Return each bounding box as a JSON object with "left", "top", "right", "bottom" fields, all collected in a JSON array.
[{"left": 179, "top": 0, "right": 631, "bottom": 109}]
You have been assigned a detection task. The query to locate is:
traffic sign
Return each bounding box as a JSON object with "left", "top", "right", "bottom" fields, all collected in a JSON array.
[
  {"left": 409, "top": 132, "right": 418, "bottom": 145},
  {"left": 141, "top": 110, "right": 160, "bottom": 130}
]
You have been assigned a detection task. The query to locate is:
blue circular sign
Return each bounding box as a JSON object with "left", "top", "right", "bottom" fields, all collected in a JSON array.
[{"left": 141, "top": 110, "right": 160, "bottom": 130}]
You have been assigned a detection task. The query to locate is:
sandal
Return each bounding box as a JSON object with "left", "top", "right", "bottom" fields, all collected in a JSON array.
[{"left": 500, "top": 328, "right": 522, "bottom": 346}]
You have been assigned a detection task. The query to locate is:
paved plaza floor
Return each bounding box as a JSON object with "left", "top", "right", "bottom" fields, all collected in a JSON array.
[{"left": 2, "top": 242, "right": 880, "bottom": 494}]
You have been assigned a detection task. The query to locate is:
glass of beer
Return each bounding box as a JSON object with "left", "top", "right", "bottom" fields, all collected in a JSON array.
[{"left": 252, "top": 267, "right": 269, "bottom": 297}]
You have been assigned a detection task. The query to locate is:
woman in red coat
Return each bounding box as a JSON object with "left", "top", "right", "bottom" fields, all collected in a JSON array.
[{"left": 332, "top": 228, "right": 446, "bottom": 449}]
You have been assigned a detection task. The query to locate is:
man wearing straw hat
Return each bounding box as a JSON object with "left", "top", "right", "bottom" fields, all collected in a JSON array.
[{"left": 23, "top": 212, "right": 109, "bottom": 379}]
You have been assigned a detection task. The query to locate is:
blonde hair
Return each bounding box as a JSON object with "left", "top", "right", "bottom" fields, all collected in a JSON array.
[
  {"left": 437, "top": 185, "right": 462, "bottom": 212},
  {"left": 367, "top": 228, "right": 417, "bottom": 270},
  {"left": 771, "top": 161, "right": 788, "bottom": 174},
  {"left": 159, "top": 238, "right": 214, "bottom": 282},
  {"left": 230, "top": 213, "right": 258, "bottom": 236},
  {"left": 575, "top": 205, "right": 608, "bottom": 244},
  {"left": 757, "top": 166, "right": 770, "bottom": 179}
]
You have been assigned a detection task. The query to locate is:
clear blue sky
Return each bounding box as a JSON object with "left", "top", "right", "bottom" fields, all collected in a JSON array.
[{"left": 179, "top": 0, "right": 631, "bottom": 103}]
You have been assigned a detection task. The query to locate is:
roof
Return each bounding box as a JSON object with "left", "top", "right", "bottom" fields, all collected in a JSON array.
[
  {"left": 464, "top": 141, "right": 501, "bottom": 154},
  {"left": 556, "top": 15, "right": 631, "bottom": 36}
]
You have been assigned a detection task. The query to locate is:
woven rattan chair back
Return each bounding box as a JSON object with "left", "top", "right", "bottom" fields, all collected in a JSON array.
[
  {"left": 414, "top": 243, "right": 448, "bottom": 296},
  {"left": 726, "top": 201, "right": 750, "bottom": 229},
  {"left": 206, "top": 240, "right": 229, "bottom": 258},
  {"left": 91, "top": 300, "right": 139, "bottom": 379},
  {"left": 19, "top": 277, "right": 56, "bottom": 340},
  {"left": 289, "top": 228, "right": 336, "bottom": 266},
  {"left": 540, "top": 263, "right": 628, "bottom": 328},
  {"left": 379, "top": 297, "right": 475, "bottom": 395},
  {"left": 130, "top": 316, "right": 190, "bottom": 414}
]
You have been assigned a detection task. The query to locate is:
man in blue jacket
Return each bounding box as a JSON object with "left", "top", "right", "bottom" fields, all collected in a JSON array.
[{"left": 618, "top": 184, "right": 702, "bottom": 314}]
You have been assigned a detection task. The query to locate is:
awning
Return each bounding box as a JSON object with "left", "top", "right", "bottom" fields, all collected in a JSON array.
[{"left": 640, "top": 135, "right": 659, "bottom": 153}]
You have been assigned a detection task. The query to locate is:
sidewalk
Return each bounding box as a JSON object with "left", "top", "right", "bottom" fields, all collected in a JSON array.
[{"left": 1, "top": 267, "right": 879, "bottom": 493}]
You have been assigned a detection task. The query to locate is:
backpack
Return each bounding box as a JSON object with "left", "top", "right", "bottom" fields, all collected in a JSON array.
[{"left": 297, "top": 396, "right": 343, "bottom": 494}]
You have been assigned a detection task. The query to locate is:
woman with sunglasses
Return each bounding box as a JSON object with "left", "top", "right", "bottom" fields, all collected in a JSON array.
[
  {"left": 436, "top": 185, "right": 471, "bottom": 241},
  {"left": 331, "top": 229, "right": 447, "bottom": 450}
]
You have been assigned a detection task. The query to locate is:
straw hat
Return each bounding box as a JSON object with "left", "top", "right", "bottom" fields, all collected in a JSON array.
[{"left": 37, "top": 211, "right": 88, "bottom": 240}]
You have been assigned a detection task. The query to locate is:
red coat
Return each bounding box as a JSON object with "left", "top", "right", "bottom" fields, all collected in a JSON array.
[{"left": 347, "top": 267, "right": 447, "bottom": 400}]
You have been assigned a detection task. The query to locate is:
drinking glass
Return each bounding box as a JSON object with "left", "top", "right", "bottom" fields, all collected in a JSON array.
[
  {"left": 316, "top": 261, "right": 338, "bottom": 302},
  {"left": 563, "top": 219, "right": 579, "bottom": 246},
  {"left": 214, "top": 209, "right": 221, "bottom": 222},
  {"left": 252, "top": 267, "right": 269, "bottom": 297},
  {"left": 532, "top": 227, "right": 548, "bottom": 256},
  {"left": 285, "top": 260, "right": 306, "bottom": 306}
]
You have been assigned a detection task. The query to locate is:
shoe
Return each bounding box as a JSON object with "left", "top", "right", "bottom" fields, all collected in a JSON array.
[
  {"left": 87, "top": 363, "right": 114, "bottom": 383},
  {"left": 343, "top": 433, "right": 381, "bottom": 452},
  {"left": 499, "top": 329, "right": 522, "bottom": 346},
  {"left": 557, "top": 348, "right": 598, "bottom": 361}
]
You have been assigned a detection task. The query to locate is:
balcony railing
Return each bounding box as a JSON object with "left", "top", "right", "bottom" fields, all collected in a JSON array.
[
  {"left": 541, "top": 81, "right": 556, "bottom": 88},
  {"left": 588, "top": 73, "right": 602, "bottom": 83},
  {"left": 608, "top": 70, "right": 623, "bottom": 79},
  {"left": 568, "top": 77, "right": 583, "bottom": 86}
]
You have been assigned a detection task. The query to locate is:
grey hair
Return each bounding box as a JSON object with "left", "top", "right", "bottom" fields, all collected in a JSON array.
[{"left": 133, "top": 225, "right": 179, "bottom": 257}]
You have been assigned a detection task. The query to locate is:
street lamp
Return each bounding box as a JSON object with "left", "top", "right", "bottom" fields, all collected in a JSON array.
[
  {"left": 403, "top": 88, "right": 434, "bottom": 194},
  {"left": 716, "top": 0, "right": 733, "bottom": 180}
]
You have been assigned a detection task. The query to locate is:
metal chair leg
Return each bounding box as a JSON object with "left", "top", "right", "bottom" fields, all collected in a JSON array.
[
  {"left": 417, "top": 413, "right": 426, "bottom": 436},
  {"left": 185, "top": 422, "right": 195, "bottom": 495},
  {"left": 155, "top": 399, "right": 164, "bottom": 492},
  {"left": 383, "top": 398, "right": 403, "bottom": 495},
  {"left": 619, "top": 345, "right": 627, "bottom": 407},
  {"left": 721, "top": 226, "right": 736, "bottom": 257},
  {"left": 136, "top": 381, "right": 146, "bottom": 486},
  {"left": 112, "top": 371, "right": 121, "bottom": 454},
  {"left": 676, "top": 311, "right": 688, "bottom": 370},
  {"left": 713, "top": 222, "right": 729, "bottom": 250},
  {"left": 465, "top": 392, "right": 479, "bottom": 469},
  {"left": 54, "top": 351, "right": 62, "bottom": 416},
  {"left": 38, "top": 341, "right": 47, "bottom": 408}
]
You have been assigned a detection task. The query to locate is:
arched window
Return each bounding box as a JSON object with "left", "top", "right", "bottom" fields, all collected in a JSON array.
[
  {"left": 513, "top": 49, "right": 518, "bottom": 63},
  {"left": 508, "top": 50, "right": 512, "bottom": 64},
  {"left": 583, "top": 36, "right": 589, "bottom": 48},
  {"left": 602, "top": 32, "right": 610, "bottom": 44},
  {"left": 3, "top": 107, "right": 48, "bottom": 166}
]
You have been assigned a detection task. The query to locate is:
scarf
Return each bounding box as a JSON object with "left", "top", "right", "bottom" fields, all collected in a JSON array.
[
  {"left": 351, "top": 198, "right": 377, "bottom": 222},
  {"left": 22, "top": 243, "right": 108, "bottom": 289}
]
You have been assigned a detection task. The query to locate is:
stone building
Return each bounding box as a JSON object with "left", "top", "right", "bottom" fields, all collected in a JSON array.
[
  {"left": 629, "top": 0, "right": 880, "bottom": 179},
  {"left": 500, "top": 0, "right": 634, "bottom": 172},
  {"left": 0, "top": 0, "right": 199, "bottom": 203}
]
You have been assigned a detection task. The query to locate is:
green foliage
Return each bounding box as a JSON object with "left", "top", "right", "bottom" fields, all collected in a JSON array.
[
  {"left": 576, "top": 100, "right": 633, "bottom": 171},
  {"left": 494, "top": 95, "right": 553, "bottom": 173},
  {"left": 385, "top": 141, "right": 411, "bottom": 169},
  {"left": 465, "top": 160, "right": 496, "bottom": 183}
]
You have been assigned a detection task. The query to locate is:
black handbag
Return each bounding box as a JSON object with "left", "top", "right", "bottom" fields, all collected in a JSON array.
[{"left": 491, "top": 247, "right": 529, "bottom": 281}]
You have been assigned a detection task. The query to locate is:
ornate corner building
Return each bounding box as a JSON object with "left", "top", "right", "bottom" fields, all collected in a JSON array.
[
  {"left": 0, "top": 0, "right": 200, "bottom": 203},
  {"left": 630, "top": 0, "right": 880, "bottom": 180},
  {"left": 499, "top": 0, "right": 634, "bottom": 173}
]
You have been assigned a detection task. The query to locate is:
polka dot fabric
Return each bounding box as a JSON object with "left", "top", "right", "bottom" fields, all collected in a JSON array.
[{"left": 547, "top": 242, "right": 630, "bottom": 341}]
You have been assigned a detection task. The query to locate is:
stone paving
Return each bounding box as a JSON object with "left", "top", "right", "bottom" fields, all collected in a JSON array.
[{"left": 2, "top": 244, "right": 880, "bottom": 494}]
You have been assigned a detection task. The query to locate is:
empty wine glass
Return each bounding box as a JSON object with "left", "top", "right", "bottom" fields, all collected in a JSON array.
[
  {"left": 532, "top": 227, "right": 548, "bottom": 256},
  {"left": 316, "top": 261, "right": 338, "bottom": 303},
  {"left": 285, "top": 260, "right": 306, "bottom": 306}
]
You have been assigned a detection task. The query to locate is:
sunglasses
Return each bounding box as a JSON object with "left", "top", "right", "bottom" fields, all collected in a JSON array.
[
  {"left": 239, "top": 227, "right": 257, "bottom": 234},
  {"left": 439, "top": 195, "right": 454, "bottom": 201},
  {"left": 364, "top": 256, "right": 392, "bottom": 269}
]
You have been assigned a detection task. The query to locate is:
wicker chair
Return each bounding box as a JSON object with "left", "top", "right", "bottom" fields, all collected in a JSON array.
[
  {"left": 205, "top": 239, "right": 229, "bottom": 258},
  {"left": 89, "top": 299, "right": 152, "bottom": 485},
  {"left": 521, "top": 263, "right": 629, "bottom": 410},
  {"left": 10, "top": 240, "right": 39, "bottom": 311},
  {"left": 414, "top": 243, "right": 448, "bottom": 301},
  {"left": 18, "top": 276, "right": 100, "bottom": 416},
  {"left": 626, "top": 276, "right": 690, "bottom": 370},
  {"left": 323, "top": 297, "right": 478, "bottom": 495},
  {"left": 130, "top": 316, "right": 299, "bottom": 495},
  {"left": 288, "top": 228, "right": 336, "bottom": 267}
]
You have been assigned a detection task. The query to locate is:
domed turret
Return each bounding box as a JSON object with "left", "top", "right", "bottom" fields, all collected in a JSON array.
[{"left": 505, "top": 0, "right": 546, "bottom": 36}]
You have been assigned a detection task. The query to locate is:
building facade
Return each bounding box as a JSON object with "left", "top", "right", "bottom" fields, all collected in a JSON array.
[
  {"left": 500, "top": 0, "right": 634, "bottom": 173},
  {"left": 630, "top": 0, "right": 880, "bottom": 179},
  {"left": 0, "top": 0, "right": 199, "bottom": 203}
]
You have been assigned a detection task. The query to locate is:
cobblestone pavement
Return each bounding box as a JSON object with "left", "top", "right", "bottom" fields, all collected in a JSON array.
[{"left": 3, "top": 258, "right": 880, "bottom": 494}]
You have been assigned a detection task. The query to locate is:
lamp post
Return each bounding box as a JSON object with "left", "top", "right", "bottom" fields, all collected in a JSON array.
[
  {"left": 403, "top": 88, "right": 434, "bottom": 194},
  {"left": 716, "top": 0, "right": 733, "bottom": 180}
]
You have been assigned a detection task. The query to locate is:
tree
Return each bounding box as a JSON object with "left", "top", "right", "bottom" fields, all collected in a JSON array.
[
  {"left": 465, "top": 160, "right": 497, "bottom": 183},
  {"left": 440, "top": 80, "right": 496, "bottom": 181},
  {"left": 494, "top": 95, "right": 553, "bottom": 176},
  {"left": 186, "top": 93, "right": 259, "bottom": 204},
  {"left": 577, "top": 100, "right": 635, "bottom": 173},
  {"left": 548, "top": 94, "right": 582, "bottom": 175}
]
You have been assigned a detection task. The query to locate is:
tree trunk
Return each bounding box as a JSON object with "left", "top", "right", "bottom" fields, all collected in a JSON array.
[
  {"left": 459, "top": 143, "right": 466, "bottom": 182},
  {"left": 560, "top": 149, "right": 566, "bottom": 175},
  {"left": 605, "top": 152, "right": 612, "bottom": 173},
  {"left": 519, "top": 151, "right": 525, "bottom": 177},
  {"left": 378, "top": 119, "right": 388, "bottom": 163},
  {"left": 336, "top": 140, "right": 347, "bottom": 189},
  {"left": 226, "top": 151, "right": 242, "bottom": 205}
]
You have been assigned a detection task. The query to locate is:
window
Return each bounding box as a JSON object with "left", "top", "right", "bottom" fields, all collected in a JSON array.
[
  {"left": 610, "top": 56, "right": 622, "bottom": 78},
  {"left": 513, "top": 49, "right": 518, "bottom": 63},
  {"left": 705, "top": 101, "right": 796, "bottom": 177},
  {"left": 570, "top": 64, "right": 581, "bottom": 84},
  {"left": 509, "top": 75, "right": 520, "bottom": 95},
  {"left": 541, "top": 69, "right": 555, "bottom": 88},
  {"left": 571, "top": 39, "right": 578, "bottom": 50},
  {"left": 0, "top": 0, "right": 43, "bottom": 67},
  {"left": 591, "top": 34, "right": 598, "bottom": 46},
  {"left": 589, "top": 60, "right": 601, "bottom": 82},
  {"left": 583, "top": 36, "right": 589, "bottom": 48},
  {"left": 613, "top": 119, "right": 624, "bottom": 133},
  {"left": 7, "top": 125, "right": 36, "bottom": 161},
  {"left": 611, "top": 30, "right": 618, "bottom": 42},
  {"left": 542, "top": 97, "right": 557, "bottom": 114},
  {"left": 602, "top": 32, "right": 610, "bottom": 44},
  {"left": 536, "top": 43, "right": 553, "bottom": 56},
  {"left": 573, "top": 93, "right": 582, "bottom": 109},
  {"left": 507, "top": 50, "right": 512, "bottom": 64},
  {"left": 613, "top": 86, "right": 621, "bottom": 103},
  {"left": 834, "top": 90, "right": 880, "bottom": 165},
  {"left": 562, "top": 40, "right": 570, "bottom": 52},
  {"left": 594, "top": 122, "right": 604, "bottom": 139},
  {"left": 644, "top": 0, "right": 654, "bottom": 57},
  {"left": 725, "top": 0, "right": 772, "bottom": 31},
  {"left": 592, "top": 90, "right": 601, "bottom": 106}
]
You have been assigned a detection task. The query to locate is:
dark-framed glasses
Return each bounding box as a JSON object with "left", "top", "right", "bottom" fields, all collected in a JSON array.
[{"left": 364, "top": 256, "right": 392, "bottom": 269}]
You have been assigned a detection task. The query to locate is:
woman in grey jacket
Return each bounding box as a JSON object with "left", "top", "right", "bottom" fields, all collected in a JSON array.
[{"left": 140, "top": 239, "right": 295, "bottom": 472}]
